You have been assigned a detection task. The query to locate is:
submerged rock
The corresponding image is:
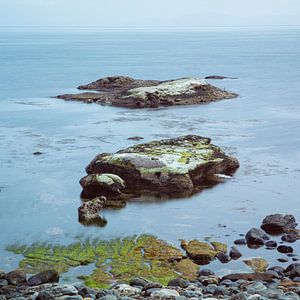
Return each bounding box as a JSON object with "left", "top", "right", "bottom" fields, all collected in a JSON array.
[
  {"left": 261, "top": 214, "right": 297, "bottom": 235},
  {"left": 56, "top": 76, "right": 238, "bottom": 108},
  {"left": 82, "top": 135, "right": 239, "bottom": 198}
]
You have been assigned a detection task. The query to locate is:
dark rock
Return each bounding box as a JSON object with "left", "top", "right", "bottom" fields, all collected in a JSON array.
[
  {"left": 230, "top": 246, "right": 242, "bottom": 260},
  {"left": 278, "top": 258, "right": 289, "bottom": 263},
  {"left": 222, "top": 272, "right": 273, "bottom": 282},
  {"left": 278, "top": 245, "right": 293, "bottom": 254},
  {"left": 127, "top": 136, "right": 144, "bottom": 141},
  {"left": 265, "top": 240, "right": 277, "bottom": 249},
  {"left": 129, "top": 278, "right": 148, "bottom": 287},
  {"left": 261, "top": 214, "right": 297, "bottom": 234},
  {"left": 0, "top": 279, "right": 8, "bottom": 287},
  {"left": 56, "top": 76, "right": 238, "bottom": 109},
  {"left": 234, "top": 238, "right": 246, "bottom": 245},
  {"left": 198, "top": 269, "right": 215, "bottom": 276},
  {"left": 293, "top": 258, "right": 299, "bottom": 261},
  {"left": 282, "top": 234, "right": 297, "bottom": 243},
  {"left": 216, "top": 252, "right": 231, "bottom": 263},
  {"left": 245, "top": 228, "right": 269, "bottom": 248},
  {"left": 265, "top": 269, "right": 284, "bottom": 279},
  {"left": 36, "top": 292, "right": 55, "bottom": 300},
  {"left": 33, "top": 151, "right": 43, "bottom": 155},
  {"left": 286, "top": 263, "right": 300, "bottom": 273},
  {"left": 28, "top": 270, "right": 59, "bottom": 286},
  {"left": 167, "top": 278, "right": 189, "bottom": 288},
  {"left": 142, "top": 282, "right": 162, "bottom": 291},
  {"left": 4, "top": 270, "right": 26, "bottom": 285},
  {"left": 78, "top": 196, "right": 106, "bottom": 222},
  {"left": 205, "top": 75, "right": 235, "bottom": 80}
]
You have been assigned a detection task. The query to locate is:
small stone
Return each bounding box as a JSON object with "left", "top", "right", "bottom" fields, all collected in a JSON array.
[
  {"left": 33, "top": 151, "right": 43, "bottom": 155},
  {"left": 282, "top": 234, "right": 297, "bottom": 243},
  {"left": 278, "top": 258, "right": 289, "bottom": 263},
  {"left": 36, "top": 292, "right": 55, "bottom": 300},
  {"left": 234, "top": 239, "right": 246, "bottom": 245},
  {"left": 0, "top": 279, "right": 8, "bottom": 287},
  {"left": 265, "top": 240, "right": 277, "bottom": 249},
  {"left": 245, "top": 228, "right": 269, "bottom": 248},
  {"left": 28, "top": 270, "right": 59, "bottom": 286},
  {"left": 143, "top": 282, "right": 163, "bottom": 290},
  {"left": 99, "top": 296, "right": 117, "bottom": 300},
  {"left": 198, "top": 269, "right": 215, "bottom": 276},
  {"left": 129, "top": 277, "right": 148, "bottom": 287},
  {"left": 216, "top": 252, "right": 231, "bottom": 263},
  {"left": 112, "top": 284, "right": 140, "bottom": 297},
  {"left": 259, "top": 288, "right": 284, "bottom": 298},
  {"left": 246, "top": 281, "right": 267, "bottom": 294},
  {"left": 243, "top": 257, "right": 269, "bottom": 272},
  {"left": 127, "top": 136, "right": 144, "bottom": 141},
  {"left": 4, "top": 270, "right": 27, "bottom": 285},
  {"left": 230, "top": 246, "right": 242, "bottom": 260},
  {"left": 167, "top": 278, "right": 189, "bottom": 288},
  {"left": 278, "top": 245, "right": 293, "bottom": 254},
  {"left": 150, "top": 288, "right": 180, "bottom": 299}
]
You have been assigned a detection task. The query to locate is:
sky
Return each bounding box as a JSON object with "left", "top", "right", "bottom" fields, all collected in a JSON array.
[{"left": 0, "top": 0, "right": 300, "bottom": 27}]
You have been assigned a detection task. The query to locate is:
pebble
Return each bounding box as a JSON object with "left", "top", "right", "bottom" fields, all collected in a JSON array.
[{"left": 278, "top": 245, "right": 294, "bottom": 253}]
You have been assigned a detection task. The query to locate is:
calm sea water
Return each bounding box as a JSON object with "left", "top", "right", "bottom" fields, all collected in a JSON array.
[{"left": 0, "top": 27, "right": 300, "bottom": 278}]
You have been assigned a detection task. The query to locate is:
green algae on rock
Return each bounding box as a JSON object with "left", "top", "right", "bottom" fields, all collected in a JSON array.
[
  {"left": 82, "top": 135, "right": 239, "bottom": 198},
  {"left": 181, "top": 239, "right": 227, "bottom": 265},
  {"left": 56, "top": 75, "right": 238, "bottom": 108},
  {"left": 6, "top": 235, "right": 186, "bottom": 288}
]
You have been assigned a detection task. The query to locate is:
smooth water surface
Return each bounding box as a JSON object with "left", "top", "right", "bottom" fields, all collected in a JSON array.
[{"left": 0, "top": 27, "right": 300, "bottom": 277}]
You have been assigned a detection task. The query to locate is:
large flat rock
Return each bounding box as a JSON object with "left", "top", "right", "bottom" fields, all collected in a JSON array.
[
  {"left": 56, "top": 75, "right": 238, "bottom": 108},
  {"left": 82, "top": 135, "right": 239, "bottom": 198}
]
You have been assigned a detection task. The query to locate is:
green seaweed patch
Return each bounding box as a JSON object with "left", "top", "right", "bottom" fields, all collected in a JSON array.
[{"left": 6, "top": 235, "right": 185, "bottom": 288}]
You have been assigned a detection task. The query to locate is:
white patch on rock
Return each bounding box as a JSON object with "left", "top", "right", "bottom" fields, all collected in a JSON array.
[{"left": 127, "top": 77, "right": 207, "bottom": 99}]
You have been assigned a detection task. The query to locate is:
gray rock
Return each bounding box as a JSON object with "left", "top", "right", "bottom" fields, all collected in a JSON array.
[
  {"left": 0, "top": 279, "right": 8, "bottom": 287},
  {"left": 129, "top": 277, "right": 148, "bottom": 287},
  {"left": 56, "top": 296, "right": 83, "bottom": 300},
  {"left": 150, "top": 288, "right": 180, "bottom": 299},
  {"left": 99, "top": 296, "right": 118, "bottom": 300},
  {"left": 112, "top": 284, "right": 140, "bottom": 297},
  {"left": 198, "top": 269, "right": 215, "bottom": 276},
  {"left": 36, "top": 291, "right": 55, "bottom": 300},
  {"left": 246, "top": 282, "right": 267, "bottom": 294},
  {"left": 167, "top": 278, "right": 189, "bottom": 288},
  {"left": 245, "top": 228, "right": 269, "bottom": 248},
  {"left": 143, "top": 282, "right": 163, "bottom": 290},
  {"left": 259, "top": 288, "right": 284, "bottom": 298}
]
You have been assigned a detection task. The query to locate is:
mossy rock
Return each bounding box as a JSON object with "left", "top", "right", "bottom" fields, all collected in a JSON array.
[
  {"left": 83, "top": 135, "right": 239, "bottom": 198},
  {"left": 7, "top": 235, "right": 183, "bottom": 288},
  {"left": 243, "top": 257, "right": 269, "bottom": 273}
]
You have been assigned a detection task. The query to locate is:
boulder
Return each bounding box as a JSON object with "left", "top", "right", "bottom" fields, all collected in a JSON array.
[
  {"left": 181, "top": 240, "right": 225, "bottom": 265},
  {"left": 83, "top": 135, "right": 239, "bottom": 197},
  {"left": 28, "top": 270, "right": 59, "bottom": 286},
  {"left": 80, "top": 173, "right": 125, "bottom": 199},
  {"left": 78, "top": 197, "right": 106, "bottom": 222},
  {"left": 56, "top": 76, "right": 238, "bottom": 109},
  {"left": 245, "top": 228, "right": 269, "bottom": 248},
  {"left": 229, "top": 247, "right": 242, "bottom": 260},
  {"left": 261, "top": 214, "right": 297, "bottom": 234},
  {"left": 4, "top": 270, "right": 26, "bottom": 286}
]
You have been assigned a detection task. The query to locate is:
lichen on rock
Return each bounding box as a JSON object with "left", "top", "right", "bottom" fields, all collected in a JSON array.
[
  {"left": 82, "top": 135, "right": 239, "bottom": 199},
  {"left": 56, "top": 75, "right": 238, "bottom": 108}
]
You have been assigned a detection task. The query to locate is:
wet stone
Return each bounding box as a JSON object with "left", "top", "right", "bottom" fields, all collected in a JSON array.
[
  {"left": 245, "top": 228, "right": 269, "bottom": 248},
  {"left": 265, "top": 240, "right": 277, "bottom": 249},
  {"left": 230, "top": 246, "right": 242, "bottom": 260},
  {"left": 234, "top": 238, "right": 246, "bottom": 245},
  {"left": 278, "top": 245, "right": 293, "bottom": 254},
  {"left": 282, "top": 234, "right": 297, "bottom": 243}
]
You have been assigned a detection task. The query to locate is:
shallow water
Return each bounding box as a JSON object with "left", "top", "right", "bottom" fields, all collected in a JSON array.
[{"left": 0, "top": 27, "right": 300, "bottom": 278}]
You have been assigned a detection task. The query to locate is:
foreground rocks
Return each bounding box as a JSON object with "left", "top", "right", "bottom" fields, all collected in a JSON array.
[
  {"left": 81, "top": 135, "right": 239, "bottom": 200},
  {"left": 2, "top": 268, "right": 300, "bottom": 300},
  {"left": 56, "top": 76, "right": 238, "bottom": 109}
]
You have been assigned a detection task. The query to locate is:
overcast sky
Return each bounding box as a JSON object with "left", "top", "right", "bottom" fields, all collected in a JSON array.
[{"left": 1, "top": 0, "right": 300, "bottom": 27}]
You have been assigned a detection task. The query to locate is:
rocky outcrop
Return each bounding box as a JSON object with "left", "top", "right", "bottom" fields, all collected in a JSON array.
[
  {"left": 56, "top": 76, "right": 238, "bottom": 108},
  {"left": 261, "top": 214, "right": 297, "bottom": 234},
  {"left": 81, "top": 135, "right": 239, "bottom": 199}
]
